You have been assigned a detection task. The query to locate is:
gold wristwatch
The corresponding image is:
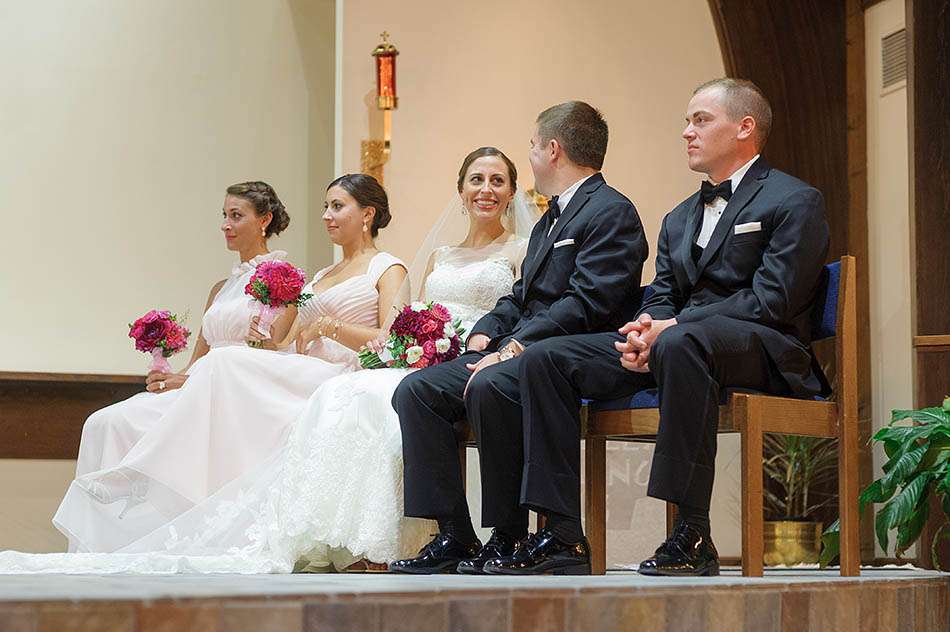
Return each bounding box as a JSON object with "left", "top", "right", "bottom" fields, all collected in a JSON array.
[{"left": 498, "top": 340, "right": 524, "bottom": 362}]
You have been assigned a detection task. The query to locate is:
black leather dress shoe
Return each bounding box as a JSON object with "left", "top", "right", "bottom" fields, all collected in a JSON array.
[
  {"left": 388, "top": 533, "right": 481, "bottom": 574},
  {"left": 482, "top": 528, "right": 591, "bottom": 575},
  {"left": 457, "top": 528, "right": 521, "bottom": 575},
  {"left": 637, "top": 522, "right": 720, "bottom": 576}
]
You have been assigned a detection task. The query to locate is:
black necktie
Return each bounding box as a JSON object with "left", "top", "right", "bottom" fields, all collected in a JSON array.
[
  {"left": 547, "top": 195, "right": 561, "bottom": 221},
  {"left": 700, "top": 180, "right": 732, "bottom": 205}
]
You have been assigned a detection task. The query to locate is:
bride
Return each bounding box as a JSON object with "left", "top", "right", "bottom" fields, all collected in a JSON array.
[{"left": 0, "top": 147, "right": 535, "bottom": 573}]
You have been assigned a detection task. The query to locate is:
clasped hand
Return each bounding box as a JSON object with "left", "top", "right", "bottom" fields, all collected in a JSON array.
[
  {"left": 614, "top": 314, "right": 677, "bottom": 372},
  {"left": 461, "top": 333, "right": 499, "bottom": 397}
]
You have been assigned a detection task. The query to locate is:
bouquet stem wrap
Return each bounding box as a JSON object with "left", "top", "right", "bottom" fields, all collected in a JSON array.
[
  {"left": 255, "top": 304, "right": 283, "bottom": 342},
  {"left": 149, "top": 347, "right": 173, "bottom": 374}
]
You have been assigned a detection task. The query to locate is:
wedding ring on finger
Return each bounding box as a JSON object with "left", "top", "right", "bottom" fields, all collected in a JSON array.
[{"left": 158, "top": 381, "right": 166, "bottom": 391}]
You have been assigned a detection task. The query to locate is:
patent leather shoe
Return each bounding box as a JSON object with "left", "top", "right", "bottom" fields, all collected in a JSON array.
[
  {"left": 388, "top": 533, "right": 481, "bottom": 574},
  {"left": 457, "top": 528, "right": 521, "bottom": 575},
  {"left": 637, "top": 521, "right": 720, "bottom": 576},
  {"left": 482, "top": 528, "right": 591, "bottom": 575}
]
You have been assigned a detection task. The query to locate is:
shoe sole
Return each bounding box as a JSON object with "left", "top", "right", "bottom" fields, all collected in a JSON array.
[
  {"left": 388, "top": 562, "right": 461, "bottom": 575},
  {"left": 483, "top": 561, "right": 591, "bottom": 576},
  {"left": 637, "top": 564, "right": 720, "bottom": 577},
  {"left": 456, "top": 565, "right": 484, "bottom": 575}
]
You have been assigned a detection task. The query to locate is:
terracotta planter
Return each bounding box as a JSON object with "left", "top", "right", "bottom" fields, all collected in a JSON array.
[{"left": 763, "top": 520, "right": 823, "bottom": 566}]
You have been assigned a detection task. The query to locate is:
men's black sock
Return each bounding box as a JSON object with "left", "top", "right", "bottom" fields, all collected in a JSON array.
[
  {"left": 544, "top": 511, "right": 584, "bottom": 544},
  {"left": 437, "top": 515, "right": 478, "bottom": 546},
  {"left": 495, "top": 523, "right": 528, "bottom": 543},
  {"left": 677, "top": 503, "right": 711, "bottom": 538}
]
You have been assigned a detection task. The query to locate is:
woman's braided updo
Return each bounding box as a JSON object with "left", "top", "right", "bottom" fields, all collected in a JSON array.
[{"left": 225, "top": 181, "right": 290, "bottom": 238}]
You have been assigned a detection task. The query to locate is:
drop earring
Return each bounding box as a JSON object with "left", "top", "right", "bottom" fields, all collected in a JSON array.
[
  {"left": 362, "top": 221, "right": 369, "bottom": 233},
  {"left": 261, "top": 227, "right": 266, "bottom": 237}
]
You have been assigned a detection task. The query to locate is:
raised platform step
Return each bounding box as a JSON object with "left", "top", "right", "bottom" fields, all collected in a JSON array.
[{"left": 0, "top": 568, "right": 945, "bottom": 631}]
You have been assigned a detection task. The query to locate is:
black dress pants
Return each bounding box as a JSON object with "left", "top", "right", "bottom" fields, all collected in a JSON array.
[
  {"left": 393, "top": 349, "right": 530, "bottom": 531},
  {"left": 518, "top": 315, "right": 794, "bottom": 517}
]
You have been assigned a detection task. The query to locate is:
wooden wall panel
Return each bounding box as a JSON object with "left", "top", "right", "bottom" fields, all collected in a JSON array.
[
  {"left": 708, "top": 0, "right": 874, "bottom": 561},
  {"left": 908, "top": 0, "right": 950, "bottom": 571},
  {"left": 0, "top": 373, "right": 143, "bottom": 460}
]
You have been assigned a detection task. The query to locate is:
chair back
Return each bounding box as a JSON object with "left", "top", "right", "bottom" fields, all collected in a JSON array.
[
  {"left": 811, "top": 261, "right": 841, "bottom": 341},
  {"left": 637, "top": 260, "right": 844, "bottom": 342}
]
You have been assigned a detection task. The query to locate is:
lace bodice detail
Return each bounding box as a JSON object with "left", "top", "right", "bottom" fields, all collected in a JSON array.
[
  {"left": 295, "top": 252, "right": 405, "bottom": 367},
  {"left": 422, "top": 241, "right": 525, "bottom": 331},
  {"left": 201, "top": 251, "right": 287, "bottom": 349}
]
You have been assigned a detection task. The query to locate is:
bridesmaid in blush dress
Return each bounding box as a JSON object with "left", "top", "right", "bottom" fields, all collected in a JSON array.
[
  {"left": 72, "top": 181, "right": 295, "bottom": 512},
  {"left": 49, "top": 175, "right": 406, "bottom": 556}
]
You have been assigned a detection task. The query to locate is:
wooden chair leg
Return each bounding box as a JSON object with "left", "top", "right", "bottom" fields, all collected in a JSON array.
[
  {"left": 666, "top": 502, "right": 678, "bottom": 536},
  {"left": 585, "top": 435, "right": 607, "bottom": 575},
  {"left": 740, "top": 399, "right": 765, "bottom": 577},
  {"left": 458, "top": 443, "right": 467, "bottom": 493},
  {"left": 838, "top": 413, "right": 861, "bottom": 576}
]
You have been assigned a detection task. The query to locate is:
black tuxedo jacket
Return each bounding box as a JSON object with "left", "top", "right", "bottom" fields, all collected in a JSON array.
[
  {"left": 471, "top": 173, "right": 647, "bottom": 349},
  {"left": 638, "top": 157, "right": 830, "bottom": 394}
]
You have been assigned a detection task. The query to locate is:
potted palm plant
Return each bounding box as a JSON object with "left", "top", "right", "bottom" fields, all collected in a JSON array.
[
  {"left": 762, "top": 435, "right": 838, "bottom": 565},
  {"left": 820, "top": 397, "right": 950, "bottom": 569}
]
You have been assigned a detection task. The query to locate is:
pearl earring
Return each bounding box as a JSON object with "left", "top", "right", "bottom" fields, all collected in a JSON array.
[
  {"left": 362, "top": 222, "right": 369, "bottom": 233},
  {"left": 261, "top": 227, "right": 266, "bottom": 237}
]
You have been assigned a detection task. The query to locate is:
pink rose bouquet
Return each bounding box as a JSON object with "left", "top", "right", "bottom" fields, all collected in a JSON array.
[
  {"left": 358, "top": 301, "right": 465, "bottom": 369},
  {"left": 128, "top": 309, "right": 191, "bottom": 373},
  {"left": 244, "top": 260, "right": 313, "bottom": 347}
]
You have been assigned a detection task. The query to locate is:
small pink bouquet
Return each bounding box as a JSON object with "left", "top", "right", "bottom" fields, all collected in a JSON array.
[
  {"left": 358, "top": 301, "right": 465, "bottom": 369},
  {"left": 129, "top": 310, "right": 191, "bottom": 373},
  {"left": 244, "top": 260, "right": 313, "bottom": 347}
]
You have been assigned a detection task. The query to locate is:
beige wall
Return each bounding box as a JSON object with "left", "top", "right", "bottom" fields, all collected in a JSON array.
[
  {"left": 339, "top": 0, "right": 726, "bottom": 564},
  {"left": 865, "top": 0, "right": 912, "bottom": 557},
  {"left": 341, "top": 0, "right": 724, "bottom": 285},
  {"left": 0, "top": 0, "right": 334, "bottom": 376},
  {"left": 0, "top": 0, "right": 335, "bottom": 551}
]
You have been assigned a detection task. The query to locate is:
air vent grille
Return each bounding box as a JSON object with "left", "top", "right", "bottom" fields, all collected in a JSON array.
[{"left": 882, "top": 28, "right": 906, "bottom": 90}]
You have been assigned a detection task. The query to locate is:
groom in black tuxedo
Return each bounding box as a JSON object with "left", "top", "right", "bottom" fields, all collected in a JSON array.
[
  {"left": 390, "top": 102, "right": 647, "bottom": 575},
  {"left": 501, "top": 78, "right": 831, "bottom": 576}
]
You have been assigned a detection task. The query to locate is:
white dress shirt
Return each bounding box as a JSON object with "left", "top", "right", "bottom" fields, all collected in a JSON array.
[
  {"left": 696, "top": 155, "right": 760, "bottom": 248},
  {"left": 547, "top": 174, "right": 595, "bottom": 236}
]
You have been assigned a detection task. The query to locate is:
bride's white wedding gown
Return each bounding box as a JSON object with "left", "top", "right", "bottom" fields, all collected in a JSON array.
[{"left": 0, "top": 244, "right": 520, "bottom": 573}]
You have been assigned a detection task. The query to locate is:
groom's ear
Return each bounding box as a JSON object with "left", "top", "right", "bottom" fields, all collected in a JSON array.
[
  {"left": 736, "top": 115, "right": 757, "bottom": 143},
  {"left": 547, "top": 138, "right": 561, "bottom": 161}
]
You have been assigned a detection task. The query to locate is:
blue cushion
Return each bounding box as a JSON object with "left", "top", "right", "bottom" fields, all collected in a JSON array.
[
  {"left": 588, "top": 388, "right": 826, "bottom": 413},
  {"left": 811, "top": 262, "right": 840, "bottom": 341}
]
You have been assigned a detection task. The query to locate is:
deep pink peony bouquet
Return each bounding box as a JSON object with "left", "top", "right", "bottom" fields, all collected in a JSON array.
[
  {"left": 358, "top": 301, "right": 465, "bottom": 369},
  {"left": 129, "top": 309, "right": 191, "bottom": 373},
  {"left": 244, "top": 260, "right": 313, "bottom": 346}
]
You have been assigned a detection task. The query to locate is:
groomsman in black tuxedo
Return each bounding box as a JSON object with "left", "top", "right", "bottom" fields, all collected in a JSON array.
[
  {"left": 492, "top": 78, "right": 830, "bottom": 576},
  {"left": 390, "top": 102, "right": 647, "bottom": 575}
]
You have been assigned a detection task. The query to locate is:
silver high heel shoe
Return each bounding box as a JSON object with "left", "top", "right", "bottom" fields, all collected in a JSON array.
[{"left": 77, "top": 470, "right": 149, "bottom": 519}]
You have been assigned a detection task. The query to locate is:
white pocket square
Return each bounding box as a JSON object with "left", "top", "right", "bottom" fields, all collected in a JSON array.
[
  {"left": 553, "top": 238, "right": 575, "bottom": 248},
  {"left": 734, "top": 222, "right": 762, "bottom": 235}
]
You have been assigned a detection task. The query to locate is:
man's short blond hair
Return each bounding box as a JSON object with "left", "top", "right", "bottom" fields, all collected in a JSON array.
[{"left": 694, "top": 78, "right": 773, "bottom": 149}]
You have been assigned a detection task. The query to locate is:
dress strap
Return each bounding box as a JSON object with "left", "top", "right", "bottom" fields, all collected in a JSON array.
[{"left": 366, "top": 252, "right": 407, "bottom": 287}]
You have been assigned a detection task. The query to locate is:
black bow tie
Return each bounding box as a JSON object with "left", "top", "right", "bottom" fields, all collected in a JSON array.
[
  {"left": 700, "top": 180, "right": 732, "bottom": 205},
  {"left": 547, "top": 195, "right": 560, "bottom": 221}
]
